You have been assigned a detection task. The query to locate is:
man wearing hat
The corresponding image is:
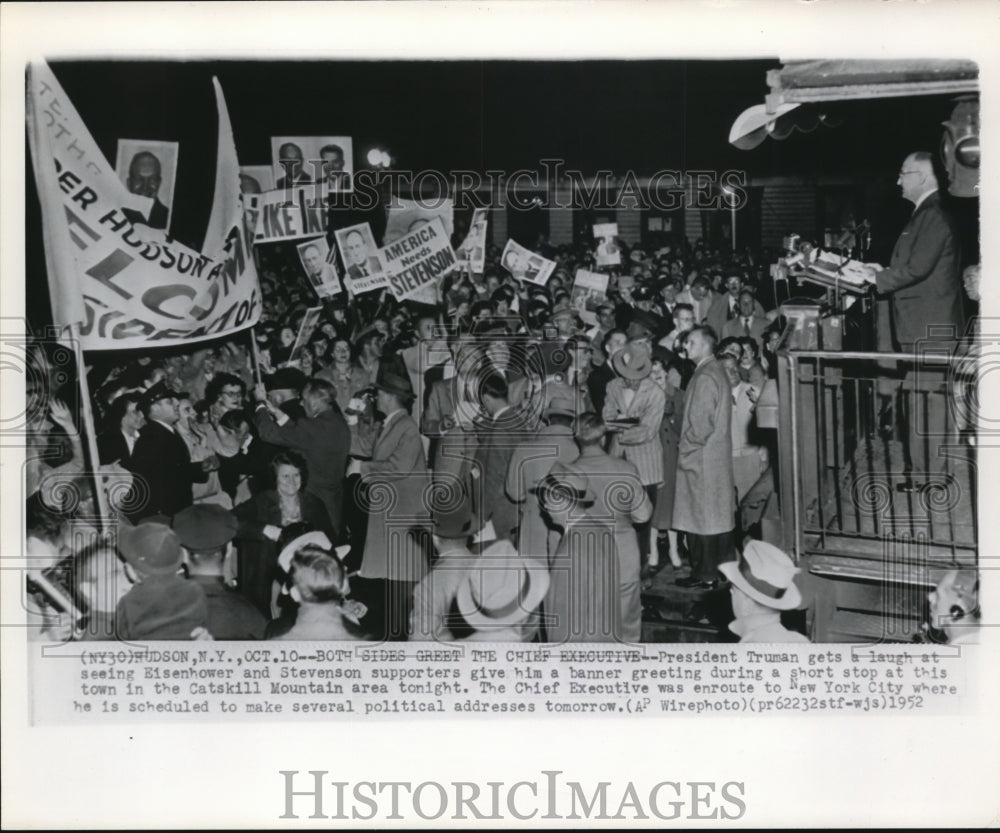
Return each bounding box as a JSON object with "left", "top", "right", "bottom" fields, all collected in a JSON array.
[
  {"left": 624, "top": 319, "right": 654, "bottom": 349},
  {"left": 538, "top": 461, "right": 616, "bottom": 642},
  {"left": 409, "top": 512, "right": 478, "bottom": 641},
  {"left": 263, "top": 366, "right": 308, "bottom": 419},
  {"left": 573, "top": 412, "right": 652, "bottom": 642},
  {"left": 253, "top": 377, "right": 351, "bottom": 535},
  {"left": 550, "top": 299, "right": 580, "bottom": 339},
  {"left": 632, "top": 287, "right": 667, "bottom": 336},
  {"left": 173, "top": 505, "right": 266, "bottom": 640},
  {"left": 719, "top": 540, "right": 808, "bottom": 642},
  {"left": 505, "top": 393, "right": 580, "bottom": 564},
  {"left": 452, "top": 541, "right": 550, "bottom": 643},
  {"left": 127, "top": 382, "right": 216, "bottom": 520},
  {"left": 116, "top": 521, "right": 210, "bottom": 640},
  {"left": 602, "top": 343, "right": 665, "bottom": 571},
  {"left": 355, "top": 367, "right": 430, "bottom": 640}
]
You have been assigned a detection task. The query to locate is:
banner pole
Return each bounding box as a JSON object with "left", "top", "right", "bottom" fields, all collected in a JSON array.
[
  {"left": 249, "top": 328, "right": 264, "bottom": 388},
  {"left": 66, "top": 323, "right": 112, "bottom": 534}
]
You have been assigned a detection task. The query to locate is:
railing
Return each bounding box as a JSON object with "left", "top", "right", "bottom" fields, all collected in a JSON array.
[{"left": 775, "top": 348, "right": 977, "bottom": 569}]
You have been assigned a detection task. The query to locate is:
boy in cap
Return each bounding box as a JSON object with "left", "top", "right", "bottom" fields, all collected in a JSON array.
[
  {"left": 173, "top": 505, "right": 266, "bottom": 640},
  {"left": 116, "top": 521, "right": 211, "bottom": 641},
  {"left": 719, "top": 540, "right": 809, "bottom": 643}
]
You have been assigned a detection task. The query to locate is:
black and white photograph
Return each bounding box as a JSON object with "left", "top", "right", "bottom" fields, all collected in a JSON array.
[
  {"left": 456, "top": 206, "right": 489, "bottom": 273},
  {"left": 114, "top": 137, "right": 179, "bottom": 231},
  {"left": 334, "top": 221, "right": 386, "bottom": 294},
  {"left": 271, "top": 134, "right": 354, "bottom": 191},
  {"left": 501, "top": 238, "right": 556, "bottom": 285},
  {"left": 593, "top": 221, "right": 622, "bottom": 267},
  {"left": 2, "top": 2, "right": 998, "bottom": 830},
  {"left": 295, "top": 236, "right": 342, "bottom": 298}
]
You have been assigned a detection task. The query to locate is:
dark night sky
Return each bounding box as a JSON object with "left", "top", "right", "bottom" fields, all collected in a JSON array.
[{"left": 26, "top": 59, "right": 966, "bottom": 324}]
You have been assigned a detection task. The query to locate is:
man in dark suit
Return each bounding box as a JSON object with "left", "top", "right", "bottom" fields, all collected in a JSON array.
[
  {"left": 587, "top": 328, "right": 627, "bottom": 415},
  {"left": 275, "top": 142, "right": 313, "bottom": 190},
  {"left": 124, "top": 151, "right": 169, "bottom": 230},
  {"left": 867, "top": 152, "right": 965, "bottom": 351},
  {"left": 127, "top": 383, "right": 216, "bottom": 520},
  {"left": 342, "top": 229, "right": 382, "bottom": 279},
  {"left": 252, "top": 377, "right": 351, "bottom": 536},
  {"left": 97, "top": 392, "right": 144, "bottom": 468},
  {"left": 864, "top": 151, "right": 966, "bottom": 476},
  {"left": 721, "top": 289, "right": 770, "bottom": 349},
  {"left": 471, "top": 372, "right": 527, "bottom": 543}
]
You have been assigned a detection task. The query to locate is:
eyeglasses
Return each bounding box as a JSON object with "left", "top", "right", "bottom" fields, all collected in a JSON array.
[{"left": 898, "top": 170, "right": 922, "bottom": 177}]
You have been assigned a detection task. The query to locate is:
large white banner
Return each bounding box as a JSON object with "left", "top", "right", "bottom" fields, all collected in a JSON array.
[{"left": 26, "top": 63, "right": 261, "bottom": 349}]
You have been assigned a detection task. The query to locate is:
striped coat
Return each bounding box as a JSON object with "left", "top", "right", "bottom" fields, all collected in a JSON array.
[{"left": 602, "top": 377, "right": 666, "bottom": 487}]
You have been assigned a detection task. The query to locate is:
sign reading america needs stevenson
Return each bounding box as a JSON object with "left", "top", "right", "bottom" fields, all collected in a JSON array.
[{"left": 380, "top": 216, "right": 457, "bottom": 301}]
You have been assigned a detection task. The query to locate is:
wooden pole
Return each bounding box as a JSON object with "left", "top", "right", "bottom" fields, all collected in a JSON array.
[
  {"left": 65, "top": 323, "right": 112, "bottom": 534},
  {"left": 249, "top": 328, "right": 264, "bottom": 387}
]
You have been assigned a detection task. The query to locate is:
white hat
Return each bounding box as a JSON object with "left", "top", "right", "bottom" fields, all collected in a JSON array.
[
  {"left": 456, "top": 542, "right": 550, "bottom": 629},
  {"left": 278, "top": 530, "right": 332, "bottom": 572},
  {"left": 719, "top": 540, "right": 802, "bottom": 610}
]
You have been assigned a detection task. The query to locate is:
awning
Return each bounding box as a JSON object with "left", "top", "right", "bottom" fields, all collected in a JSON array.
[{"left": 730, "top": 59, "right": 980, "bottom": 149}]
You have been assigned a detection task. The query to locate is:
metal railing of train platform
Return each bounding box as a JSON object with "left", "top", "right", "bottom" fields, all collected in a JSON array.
[{"left": 775, "top": 347, "right": 977, "bottom": 571}]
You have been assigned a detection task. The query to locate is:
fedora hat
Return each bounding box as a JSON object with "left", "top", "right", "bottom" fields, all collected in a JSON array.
[
  {"left": 278, "top": 530, "right": 332, "bottom": 573},
  {"left": 544, "top": 394, "right": 577, "bottom": 420},
  {"left": 625, "top": 321, "right": 653, "bottom": 342},
  {"left": 550, "top": 300, "right": 575, "bottom": 321},
  {"left": 374, "top": 369, "right": 414, "bottom": 399},
  {"left": 455, "top": 543, "right": 550, "bottom": 629},
  {"left": 719, "top": 540, "right": 802, "bottom": 611},
  {"left": 265, "top": 366, "right": 307, "bottom": 393},
  {"left": 118, "top": 521, "right": 183, "bottom": 577},
  {"left": 612, "top": 342, "right": 652, "bottom": 380},
  {"left": 172, "top": 504, "right": 238, "bottom": 552},
  {"left": 532, "top": 460, "right": 595, "bottom": 504},
  {"left": 433, "top": 509, "right": 475, "bottom": 541}
]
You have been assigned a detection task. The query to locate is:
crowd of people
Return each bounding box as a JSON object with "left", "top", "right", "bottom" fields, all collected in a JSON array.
[{"left": 23, "top": 227, "right": 977, "bottom": 645}]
